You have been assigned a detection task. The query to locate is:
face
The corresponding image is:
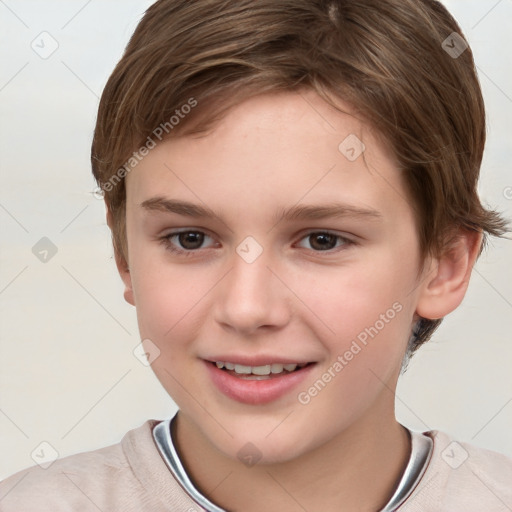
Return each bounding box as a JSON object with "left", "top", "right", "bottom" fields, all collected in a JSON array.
[{"left": 121, "top": 91, "right": 426, "bottom": 463}]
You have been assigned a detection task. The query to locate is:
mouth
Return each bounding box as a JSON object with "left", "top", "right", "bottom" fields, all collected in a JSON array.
[
  {"left": 212, "top": 361, "right": 313, "bottom": 380},
  {"left": 204, "top": 359, "right": 316, "bottom": 405}
]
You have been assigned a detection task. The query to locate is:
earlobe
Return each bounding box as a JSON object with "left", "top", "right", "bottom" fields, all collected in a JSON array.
[
  {"left": 116, "top": 252, "right": 135, "bottom": 307},
  {"left": 416, "top": 230, "right": 483, "bottom": 320},
  {"left": 105, "top": 201, "right": 135, "bottom": 307}
]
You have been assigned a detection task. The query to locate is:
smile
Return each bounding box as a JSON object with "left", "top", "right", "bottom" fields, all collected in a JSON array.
[
  {"left": 214, "top": 361, "right": 309, "bottom": 378},
  {"left": 204, "top": 360, "right": 316, "bottom": 404}
]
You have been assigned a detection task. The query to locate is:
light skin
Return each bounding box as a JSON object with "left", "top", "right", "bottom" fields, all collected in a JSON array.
[{"left": 108, "top": 90, "right": 481, "bottom": 512}]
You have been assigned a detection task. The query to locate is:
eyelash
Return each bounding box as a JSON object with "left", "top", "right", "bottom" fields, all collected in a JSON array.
[{"left": 159, "top": 230, "right": 355, "bottom": 257}]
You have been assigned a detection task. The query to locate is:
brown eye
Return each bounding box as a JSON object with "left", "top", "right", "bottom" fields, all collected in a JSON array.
[
  {"left": 177, "top": 231, "right": 204, "bottom": 250},
  {"left": 308, "top": 233, "right": 338, "bottom": 251},
  {"left": 296, "top": 231, "right": 352, "bottom": 253},
  {"left": 161, "top": 230, "right": 217, "bottom": 258}
]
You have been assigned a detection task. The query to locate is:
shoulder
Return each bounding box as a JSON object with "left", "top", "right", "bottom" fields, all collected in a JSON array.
[
  {"left": 401, "top": 430, "right": 512, "bottom": 512},
  {"left": 0, "top": 420, "right": 195, "bottom": 512},
  {"left": 0, "top": 440, "right": 127, "bottom": 511}
]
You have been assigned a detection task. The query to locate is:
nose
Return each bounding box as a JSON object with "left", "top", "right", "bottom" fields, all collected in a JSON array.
[{"left": 213, "top": 248, "right": 291, "bottom": 335}]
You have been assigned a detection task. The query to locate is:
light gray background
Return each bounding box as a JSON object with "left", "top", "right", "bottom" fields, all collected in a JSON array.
[{"left": 0, "top": 0, "right": 511, "bottom": 479}]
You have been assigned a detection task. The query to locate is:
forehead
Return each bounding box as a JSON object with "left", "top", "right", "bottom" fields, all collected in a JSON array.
[{"left": 125, "top": 91, "right": 412, "bottom": 224}]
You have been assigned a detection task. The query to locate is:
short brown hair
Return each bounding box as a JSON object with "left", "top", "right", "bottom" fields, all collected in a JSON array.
[{"left": 91, "top": 0, "right": 508, "bottom": 355}]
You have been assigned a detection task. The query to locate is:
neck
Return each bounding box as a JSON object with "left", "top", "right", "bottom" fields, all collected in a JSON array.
[{"left": 174, "top": 402, "right": 410, "bottom": 512}]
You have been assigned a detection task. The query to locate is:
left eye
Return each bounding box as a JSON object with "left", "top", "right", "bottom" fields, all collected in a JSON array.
[
  {"left": 296, "top": 232, "right": 349, "bottom": 251},
  {"left": 163, "top": 231, "right": 215, "bottom": 252}
]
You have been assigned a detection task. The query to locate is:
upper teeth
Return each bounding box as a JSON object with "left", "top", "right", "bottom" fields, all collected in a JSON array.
[{"left": 215, "top": 361, "right": 306, "bottom": 375}]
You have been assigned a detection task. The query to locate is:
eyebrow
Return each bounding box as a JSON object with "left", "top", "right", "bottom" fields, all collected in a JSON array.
[{"left": 140, "top": 197, "right": 382, "bottom": 223}]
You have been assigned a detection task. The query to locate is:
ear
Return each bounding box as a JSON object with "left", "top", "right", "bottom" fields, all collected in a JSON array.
[
  {"left": 105, "top": 202, "right": 135, "bottom": 306},
  {"left": 416, "top": 229, "right": 483, "bottom": 320}
]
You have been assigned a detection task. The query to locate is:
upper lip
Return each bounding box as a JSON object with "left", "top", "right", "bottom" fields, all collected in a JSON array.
[{"left": 205, "top": 355, "right": 314, "bottom": 366}]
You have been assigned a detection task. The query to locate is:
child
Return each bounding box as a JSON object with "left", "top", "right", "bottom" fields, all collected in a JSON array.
[{"left": 1, "top": 0, "right": 511, "bottom": 510}]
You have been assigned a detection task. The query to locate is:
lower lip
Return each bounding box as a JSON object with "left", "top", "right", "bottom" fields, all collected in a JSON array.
[{"left": 204, "top": 361, "right": 315, "bottom": 405}]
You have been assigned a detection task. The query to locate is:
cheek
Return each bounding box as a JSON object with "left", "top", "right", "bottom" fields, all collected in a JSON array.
[
  {"left": 293, "top": 268, "right": 412, "bottom": 437},
  {"left": 297, "top": 254, "right": 415, "bottom": 348},
  {"left": 129, "top": 258, "right": 213, "bottom": 405},
  {"left": 129, "top": 248, "right": 211, "bottom": 351}
]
